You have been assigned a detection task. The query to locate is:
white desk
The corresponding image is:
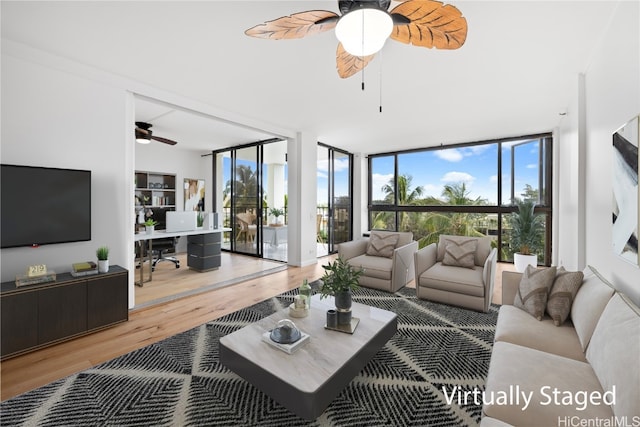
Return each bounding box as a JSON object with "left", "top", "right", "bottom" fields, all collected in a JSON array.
[{"left": 134, "top": 228, "right": 231, "bottom": 286}]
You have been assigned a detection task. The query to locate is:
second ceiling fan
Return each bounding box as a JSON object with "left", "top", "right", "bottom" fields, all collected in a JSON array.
[{"left": 135, "top": 122, "right": 178, "bottom": 146}]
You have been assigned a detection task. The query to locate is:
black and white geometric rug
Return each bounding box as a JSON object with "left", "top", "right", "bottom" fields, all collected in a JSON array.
[{"left": 1, "top": 286, "right": 499, "bottom": 426}]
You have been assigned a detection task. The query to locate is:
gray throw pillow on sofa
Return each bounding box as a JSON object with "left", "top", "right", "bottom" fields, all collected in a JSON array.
[
  {"left": 546, "top": 267, "right": 584, "bottom": 326},
  {"left": 366, "top": 232, "right": 399, "bottom": 258},
  {"left": 514, "top": 265, "right": 557, "bottom": 320},
  {"left": 442, "top": 239, "right": 477, "bottom": 269}
]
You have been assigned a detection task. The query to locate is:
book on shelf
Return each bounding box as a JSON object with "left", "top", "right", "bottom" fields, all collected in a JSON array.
[
  {"left": 261, "top": 331, "right": 310, "bottom": 354},
  {"left": 70, "top": 269, "right": 99, "bottom": 277},
  {"left": 72, "top": 261, "right": 97, "bottom": 272}
]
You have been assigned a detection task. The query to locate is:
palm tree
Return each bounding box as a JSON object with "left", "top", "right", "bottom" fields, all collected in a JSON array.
[{"left": 381, "top": 174, "right": 424, "bottom": 205}]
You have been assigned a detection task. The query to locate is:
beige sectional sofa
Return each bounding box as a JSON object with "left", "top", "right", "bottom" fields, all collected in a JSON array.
[{"left": 481, "top": 266, "right": 640, "bottom": 427}]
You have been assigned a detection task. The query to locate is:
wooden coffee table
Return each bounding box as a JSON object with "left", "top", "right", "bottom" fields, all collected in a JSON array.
[{"left": 219, "top": 294, "right": 397, "bottom": 420}]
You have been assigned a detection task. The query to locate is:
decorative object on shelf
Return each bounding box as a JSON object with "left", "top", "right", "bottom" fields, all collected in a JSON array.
[
  {"left": 612, "top": 114, "right": 639, "bottom": 267},
  {"left": 71, "top": 261, "right": 98, "bottom": 277},
  {"left": 326, "top": 309, "right": 337, "bottom": 328},
  {"left": 245, "top": 0, "right": 467, "bottom": 79},
  {"left": 269, "top": 207, "right": 285, "bottom": 226},
  {"left": 320, "top": 256, "right": 363, "bottom": 326},
  {"left": 27, "top": 264, "right": 48, "bottom": 277},
  {"left": 508, "top": 199, "right": 544, "bottom": 272},
  {"left": 96, "top": 246, "right": 109, "bottom": 273},
  {"left": 299, "top": 278, "right": 312, "bottom": 308},
  {"left": 143, "top": 219, "right": 158, "bottom": 234},
  {"left": 289, "top": 295, "right": 309, "bottom": 318},
  {"left": 16, "top": 264, "right": 56, "bottom": 286}
]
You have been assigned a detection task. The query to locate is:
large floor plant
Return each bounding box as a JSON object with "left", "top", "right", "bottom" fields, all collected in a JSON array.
[{"left": 508, "top": 199, "right": 544, "bottom": 271}]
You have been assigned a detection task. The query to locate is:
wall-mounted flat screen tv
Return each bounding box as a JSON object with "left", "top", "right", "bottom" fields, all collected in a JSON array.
[{"left": 1, "top": 164, "right": 91, "bottom": 248}]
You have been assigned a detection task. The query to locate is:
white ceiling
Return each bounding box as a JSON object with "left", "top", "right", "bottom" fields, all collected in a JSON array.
[{"left": 1, "top": 1, "right": 620, "bottom": 154}]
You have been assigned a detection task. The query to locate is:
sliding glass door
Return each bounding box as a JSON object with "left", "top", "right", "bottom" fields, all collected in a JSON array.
[
  {"left": 317, "top": 144, "right": 353, "bottom": 256},
  {"left": 232, "top": 146, "right": 261, "bottom": 257}
]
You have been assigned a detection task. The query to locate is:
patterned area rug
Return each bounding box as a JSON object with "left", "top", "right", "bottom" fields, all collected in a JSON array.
[{"left": 1, "top": 286, "right": 499, "bottom": 426}]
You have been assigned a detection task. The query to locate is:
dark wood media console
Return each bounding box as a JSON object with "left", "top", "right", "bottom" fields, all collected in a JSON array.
[{"left": 1, "top": 265, "right": 128, "bottom": 360}]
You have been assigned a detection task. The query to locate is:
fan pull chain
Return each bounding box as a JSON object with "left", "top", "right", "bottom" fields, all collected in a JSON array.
[
  {"left": 379, "top": 50, "right": 383, "bottom": 113},
  {"left": 361, "top": 10, "right": 365, "bottom": 91}
]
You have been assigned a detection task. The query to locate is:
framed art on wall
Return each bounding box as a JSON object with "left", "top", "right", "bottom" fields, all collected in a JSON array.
[
  {"left": 612, "top": 114, "right": 639, "bottom": 266},
  {"left": 184, "top": 178, "right": 205, "bottom": 212}
]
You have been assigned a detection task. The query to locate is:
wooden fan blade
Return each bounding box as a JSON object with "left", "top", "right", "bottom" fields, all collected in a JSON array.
[
  {"left": 336, "top": 43, "right": 375, "bottom": 79},
  {"left": 389, "top": 0, "right": 467, "bottom": 49},
  {"left": 151, "top": 136, "right": 178, "bottom": 146},
  {"left": 245, "top": 10, "right": 339, "bottom": 39}
]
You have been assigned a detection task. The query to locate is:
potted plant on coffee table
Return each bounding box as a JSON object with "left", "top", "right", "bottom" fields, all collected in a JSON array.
[
  {"left": 269, "top": 207, "right": 285, "bottom": 226},
  {"left": 319, "top": 257, "right": 363, "bottom": 325},
  {"left": 508, "top": 199, "right": 544, "bottom": 272}
]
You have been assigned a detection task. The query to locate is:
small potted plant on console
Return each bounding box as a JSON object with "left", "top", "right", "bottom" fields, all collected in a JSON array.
[
  {"left": 96, "top": 246, "right": 109, "bottom": 273},
  {"left": 144, "top": 219, "right": 158, "bottom": 234}
]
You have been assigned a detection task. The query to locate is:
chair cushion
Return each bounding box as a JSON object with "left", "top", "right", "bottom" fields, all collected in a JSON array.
[
  {"left": 442, "top": 238, "right": 477, "bottom": 269},
  {"left": 513, "top": 265, "right": 557, "bottom": 320},
  {"left": 366, "top": 231, "right": 399, "bottom": 258},
  {"left": 571, "top": 266, "right": 615, "bottom": 351},
  {"left": 436, "top": 234, "right": 491, "bottom": 266},
  {"left": 347, "top": 254, "right": 393, "bottom": 280},
  {"left": 586, "top": 293, "right": 640, "bottom": 418},
  {"left": 546, "top": 267, "right": 584, "bottom": 326},
  {"left": 418, "top": 262, "right": 485, "bottom": 297},
  {"left": 495, "top": 305, "right": 586, "bottom": 362}
]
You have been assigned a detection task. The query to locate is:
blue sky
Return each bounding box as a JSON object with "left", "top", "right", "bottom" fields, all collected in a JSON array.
[{"left": 369, "top": 140, "right": 541, "bottom": 205}]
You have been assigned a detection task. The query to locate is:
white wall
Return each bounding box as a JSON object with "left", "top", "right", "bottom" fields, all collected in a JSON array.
[
  {"left": 559, "top": 1, "right": 640, "bottom": 304},
  {"left": 584, "top": 0, "right": 640, "bottom": 303},
  {"left": 1, "top": 53, "right": 133, "bottom": 287}
]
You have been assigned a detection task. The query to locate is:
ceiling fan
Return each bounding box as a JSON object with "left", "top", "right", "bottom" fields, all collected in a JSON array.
[
  {"left": 135, "top": 122, "right": 178, "bottom": 146},
  {"left": 245, "top": 0, "right": 467, "bottom": 79}
]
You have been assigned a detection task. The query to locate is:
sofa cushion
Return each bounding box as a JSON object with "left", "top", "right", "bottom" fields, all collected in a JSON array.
[
  {"left": 484, "top": 342, "right": 614, "bottom": 427},
  {"left": 366, "top": 231, "right": 399, "bottom": 258},
  {"left": 494, "top": 305, "right": 586, "bottom": 361},
  {"left": 513, "top": 265, "right": 557, "bottom": 320},
  {"left": 442, "top": 238, "right": 477, "bottom": 269},
  {"left": 546, "top": 267, "right": 584, "bottom": 326},
  {"left": 347, "top": 254, "right": 392, "bottom": 280},
  {"left": 418, "top": 262, "right": 485, "bottom": 297},
  {"left": 586, "top": 293, "right": 640, "bottom": 418},
  {"left": 571, "top": 266, "right": 615, "bottom": 351},
  {"left": 437, "top": 234, "right": 491, "bottom": 266}
]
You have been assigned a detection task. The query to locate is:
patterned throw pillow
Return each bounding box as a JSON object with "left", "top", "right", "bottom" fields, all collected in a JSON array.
[
  {"left": 547, "top": 267, "right": 584, "bottom": 326},
  {"left": 514, "top": 265, "right": 557, "bottom": 320},
  {"left": 366, "top": 232, "right": 399, "bottom": 258},
  {"left": 442, "top": 239, "right": 477, "bottom": 269}
]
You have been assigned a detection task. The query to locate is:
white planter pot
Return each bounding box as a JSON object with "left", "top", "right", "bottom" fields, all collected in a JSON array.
[
  {"left": 146, "top": 225, "right": 155, "bottom": 234},
  {"left": 98, "top": 259, "right": 109, "bottom": 273},
  {"left": 514, "top": 253, "right": 537, "bottom": 272}
]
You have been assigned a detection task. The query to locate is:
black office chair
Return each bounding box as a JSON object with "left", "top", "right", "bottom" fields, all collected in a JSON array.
[{"left": 151, "top": 237, "right": 180, "bottom": 271}]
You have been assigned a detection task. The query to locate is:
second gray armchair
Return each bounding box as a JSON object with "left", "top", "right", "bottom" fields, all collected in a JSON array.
[
  {"left": 338, "top": 230, "right": 418, "bottom": 293},
  {"left": 414, "top": 234, "right": 497, "bottom": 313}
]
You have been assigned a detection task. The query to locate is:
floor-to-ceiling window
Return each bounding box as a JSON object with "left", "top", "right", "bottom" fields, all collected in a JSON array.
[
  {"left": 216, "top": 139, "right": 287, "bottom": 262},
  {"left": 368, "top": 134, "right": 553, "bottom": 265},
  {"left": 317, "top": 143, "right": 353, "bottom": 256}
]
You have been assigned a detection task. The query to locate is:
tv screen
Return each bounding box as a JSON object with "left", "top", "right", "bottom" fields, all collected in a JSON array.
[{"left": 1, "top": 164, "right": 91, "bottom": 248}]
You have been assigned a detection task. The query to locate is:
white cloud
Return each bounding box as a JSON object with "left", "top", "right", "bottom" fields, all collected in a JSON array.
[
  {"left": 334, "top": 158, "right": 349, "bottom": 172},
  {"left": 489, "top": 175, "right": 498, "bottom": 183},
  {"left": 371, "top": 173, "right": 393, "bottom": 200},
  {"left": 434, "top": 148, "right": 463, "bottom": 162},
  {"left": 317, "top": 170, "right": 328, "bottom": 179},
  {"left": 441, "top": 171, "right": 475, "bottom": 183},
  {"left": 526, "top": 163, "right": 537, "bottom": 169}
]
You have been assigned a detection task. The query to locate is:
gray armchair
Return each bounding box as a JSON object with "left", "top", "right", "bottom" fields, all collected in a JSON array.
[
  {"left": 338, "top": 230, "right": 418, "bottom": 293},
  {"left": 414, "top": 234, "right": 497, "bottom": 312}
]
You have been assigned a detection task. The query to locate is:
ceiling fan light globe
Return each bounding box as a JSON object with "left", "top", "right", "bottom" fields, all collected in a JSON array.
[
  {"left": 335, "top": 8, "right": 393, "bottom": 57},
  {"left": 136, "top": 137, "right": 151, "bottom": 144}
]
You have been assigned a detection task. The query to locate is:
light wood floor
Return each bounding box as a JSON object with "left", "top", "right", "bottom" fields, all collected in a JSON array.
[{"left": 0, "top": 256, "right": 513, "bottom": 401}]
